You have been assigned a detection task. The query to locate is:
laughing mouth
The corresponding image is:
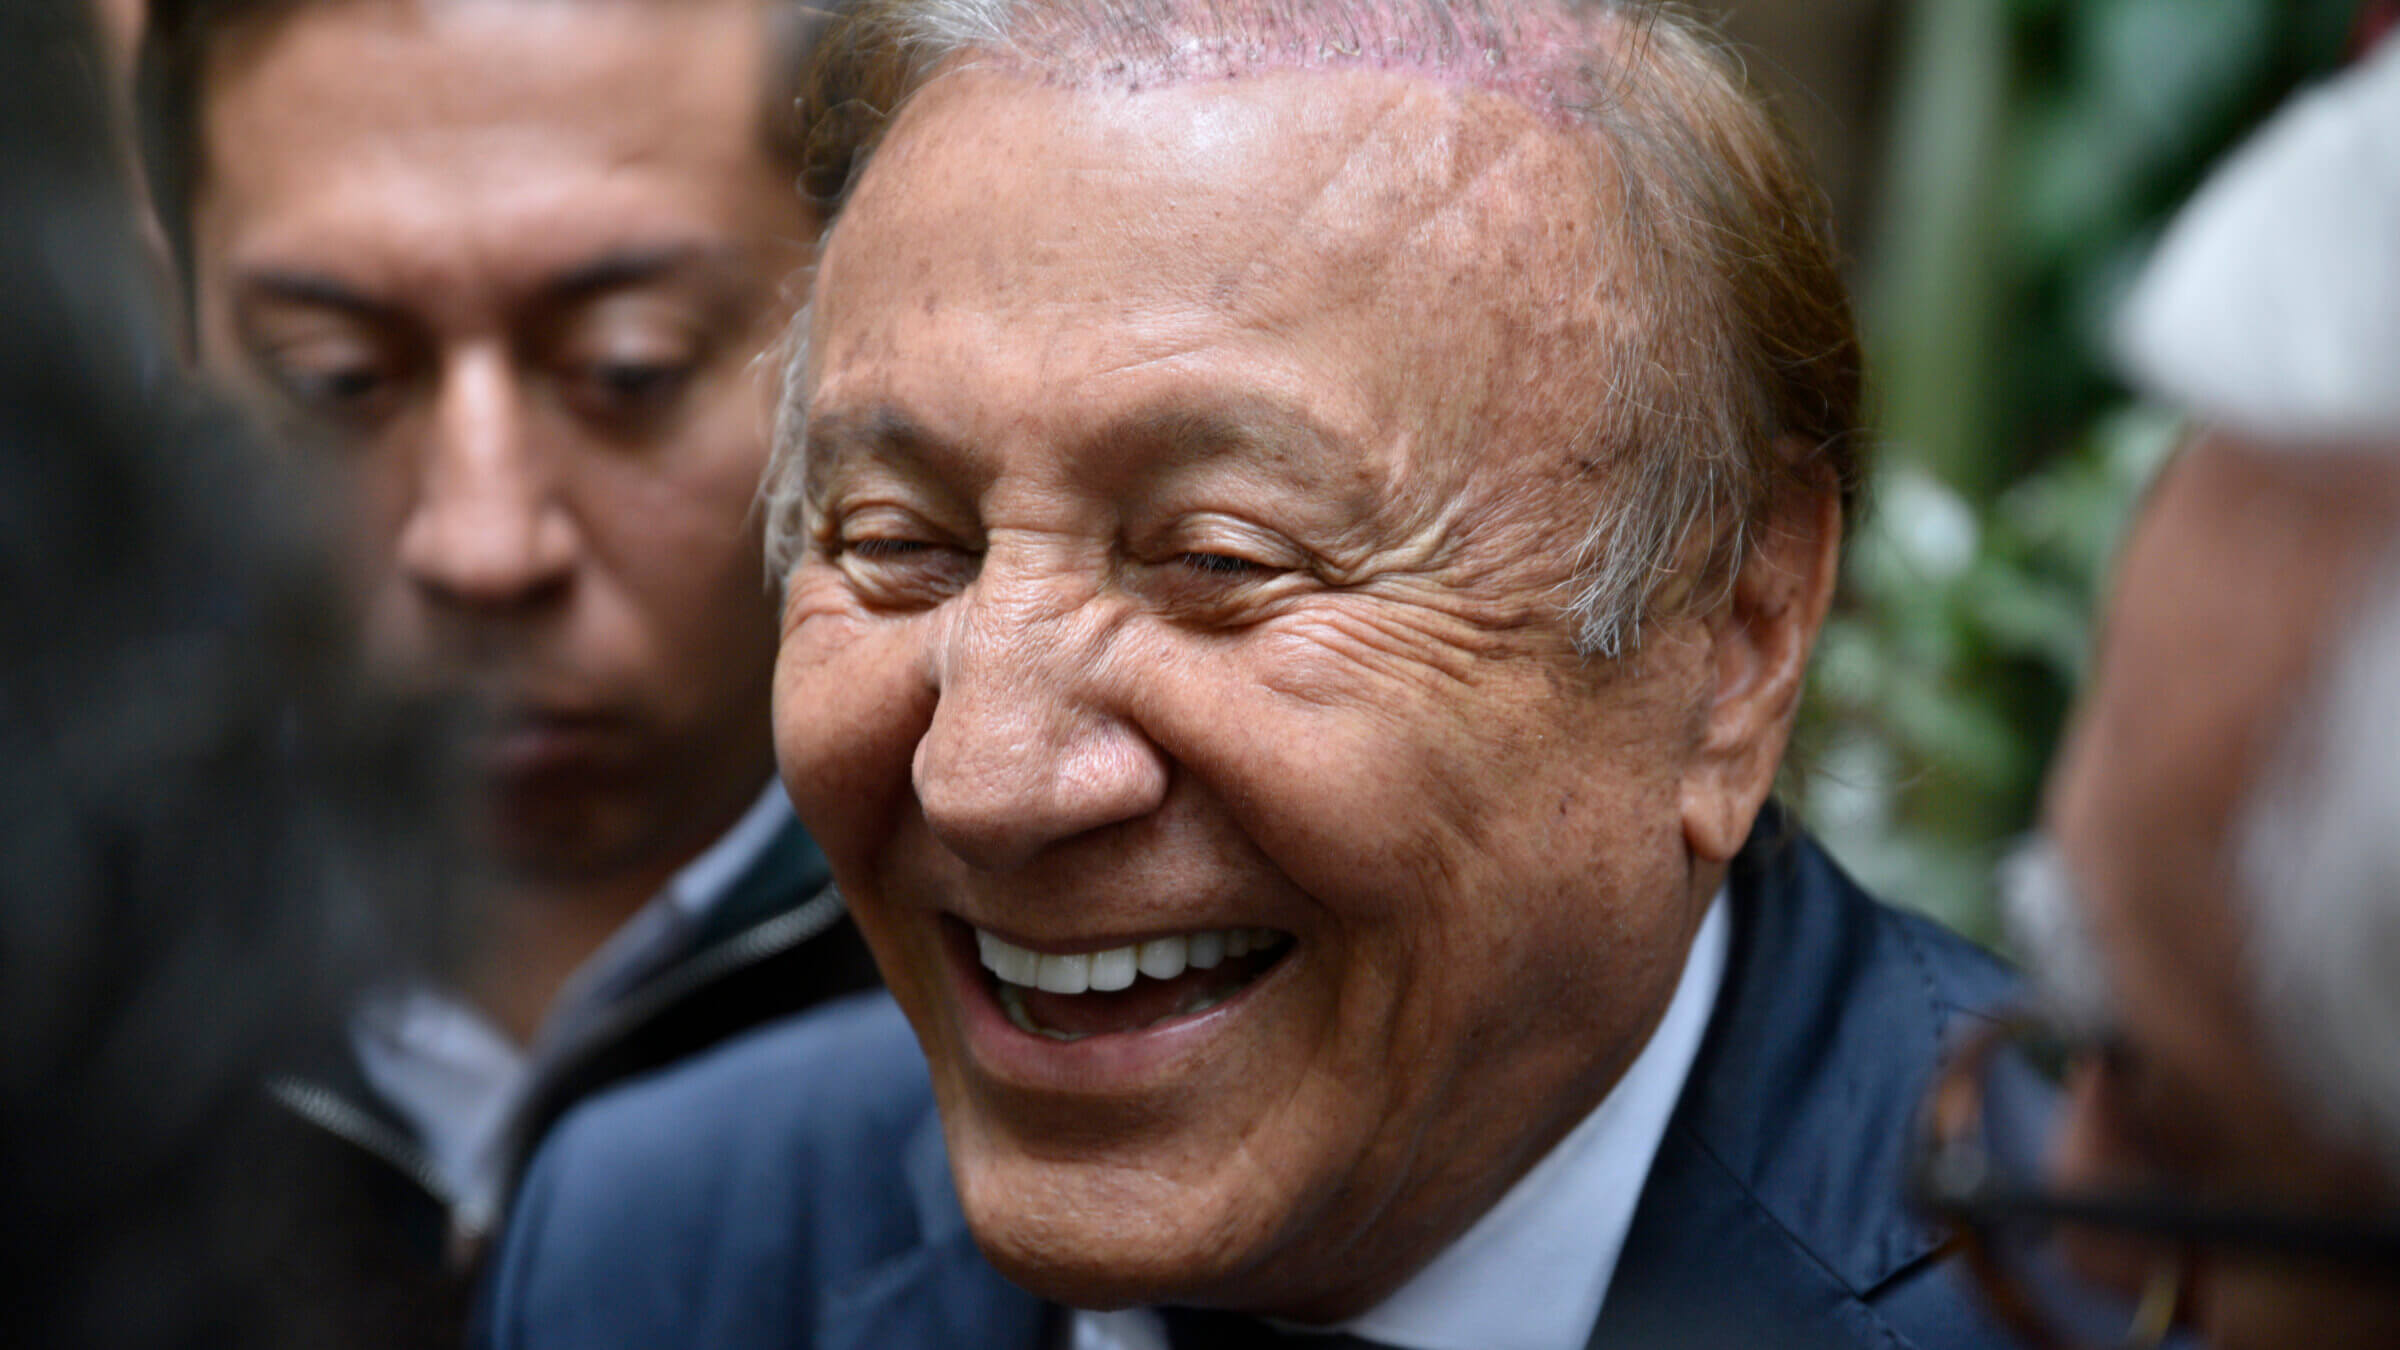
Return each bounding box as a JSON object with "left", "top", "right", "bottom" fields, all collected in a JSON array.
[{"left": 974, "top": 926, "right": 1295, "bottom": 1043}]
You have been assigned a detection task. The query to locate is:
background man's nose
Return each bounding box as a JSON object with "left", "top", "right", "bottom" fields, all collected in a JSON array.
[
  {"left": 394, "top": 352, "right": 577, "bottom": 611},
  {"left": 911, "top": 586, "right": 1169, "bottom": 873}
]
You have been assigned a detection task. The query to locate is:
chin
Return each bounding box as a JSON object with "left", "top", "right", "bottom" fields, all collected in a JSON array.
[{"left": 948, "top": 1136, "right": 1301, "bottom": 1314}]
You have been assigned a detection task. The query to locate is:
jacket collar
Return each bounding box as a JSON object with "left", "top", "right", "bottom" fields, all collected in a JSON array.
[
  {"left": 1590, "top": 808, "right": 2016, "bottom": 1346},
  {"left": 683, "top": 812, "right": 832, "bottom": 954}
]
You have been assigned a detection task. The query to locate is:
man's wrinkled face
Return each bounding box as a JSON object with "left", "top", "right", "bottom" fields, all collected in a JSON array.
[
  {"left": 193, "top": 0, "right": 808, "bottom": 881},
  {"left": 775, "top": 67, "right": 1748, "bottom": 1319},
  {"left": 2042, "top": 439, "right": 2400, "bottom": 1348}
]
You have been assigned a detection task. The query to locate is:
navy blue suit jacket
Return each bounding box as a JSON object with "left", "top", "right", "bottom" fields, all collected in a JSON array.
[{"left": 484, "top": 820, "right": 2024, "bottom": 1350}]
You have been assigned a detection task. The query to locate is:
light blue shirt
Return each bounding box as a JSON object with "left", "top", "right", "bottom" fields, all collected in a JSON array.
[{"left": 1072, "top": 889, "right": 1731, "bottom": 1350}]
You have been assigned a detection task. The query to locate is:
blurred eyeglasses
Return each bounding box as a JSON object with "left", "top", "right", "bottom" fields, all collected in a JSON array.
[{"left": 1912, "top": 1011, "right": 2400, "bottom": 1349}]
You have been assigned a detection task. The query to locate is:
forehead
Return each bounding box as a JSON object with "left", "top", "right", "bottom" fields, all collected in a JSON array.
[
  {"left": 197, "top": 0, "right": 785, "bottom": 281},
  {"left": 810, "top": 66, "right": 1621, "bottom": 493}
]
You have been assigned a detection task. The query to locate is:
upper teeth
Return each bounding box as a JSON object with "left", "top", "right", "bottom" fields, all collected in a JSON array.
[{"left": 976, "top": 927, "right": 1284, "bottom": 994}]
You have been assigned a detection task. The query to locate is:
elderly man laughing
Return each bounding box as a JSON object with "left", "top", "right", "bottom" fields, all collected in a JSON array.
[{"left": 484, "top": 2, "right": 2018, "bottom": 1347}]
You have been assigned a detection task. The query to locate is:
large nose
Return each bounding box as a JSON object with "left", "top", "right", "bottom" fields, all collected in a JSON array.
[
  {"left": 2047, "top": 1061, "right": 2176, "bottom": 1300},
  {"left": 393, "top": 348, "right": 577, "bottom": 611},
  {"left": 912, "top": 563, "right": 1170, "bottom": 873}
]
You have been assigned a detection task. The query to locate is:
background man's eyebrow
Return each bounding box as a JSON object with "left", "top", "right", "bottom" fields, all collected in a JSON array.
[
  {"left": 540, "top": 244, "right": 748, "bottom": 306},
  {"left": 235, "top": 269, "right": 406, "bottom": 324}
]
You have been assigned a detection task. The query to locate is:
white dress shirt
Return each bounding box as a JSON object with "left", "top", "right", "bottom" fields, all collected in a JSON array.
[
  {"left": 1073, "top": 888, "right": 1732, "bottom": 1350},
  {"left": 351, "top": 782, "right": 795, "bottom": 1234}
]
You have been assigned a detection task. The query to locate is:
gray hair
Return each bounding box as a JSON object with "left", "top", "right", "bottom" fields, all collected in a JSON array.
[
  {"left": 761, "top": 0, "right": 1861, "bottom": 658},
  {"left": 2239, "top": 546, "right": 2400, "bottom": 1180}
]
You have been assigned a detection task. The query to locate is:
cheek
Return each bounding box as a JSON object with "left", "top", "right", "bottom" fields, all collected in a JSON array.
[
  {"left": 339, "top": 436, "right": 425, "bottom": 571},
  {"left": 579, "top": 439, "right": 767, "bottom": 588},
  {"left": 773, "top": 601, "right": 935, "bottom": 862},
  {"left": 341, "top": 451, "right": 439, "bottom": 670},
  {"left": 567, "top": 433, "right": 772, "bottom": 616},
  {"left": 774, "top": 605, "right": 956, "bottom": 1030},
  {"left": 1173, "top": 642, "right": 1692, "bottom": 1021},
  {"left": 1244, "top": 684, "right": 1682, "bottom": 923}
]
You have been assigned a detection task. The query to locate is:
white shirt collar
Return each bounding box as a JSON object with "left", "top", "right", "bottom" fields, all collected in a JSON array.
[
  {"left": 348, "top": 987, "right": 519, "bottom": 1230},
  {"left": 1074, "top": 886, "right": 1732, "bottom": 1350}
]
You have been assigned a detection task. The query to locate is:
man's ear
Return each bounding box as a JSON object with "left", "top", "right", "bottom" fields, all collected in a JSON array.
[{"left": 1679, "top": 460, "right": 1842, "bottom": 863}]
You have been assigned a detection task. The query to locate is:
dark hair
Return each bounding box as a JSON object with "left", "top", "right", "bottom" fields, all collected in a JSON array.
[
  {"left": 134, "top": 0, "right": 846, "bottom": 325},
  {"left": 2, "top": 0, "right": 460, "bottom": 1341}
]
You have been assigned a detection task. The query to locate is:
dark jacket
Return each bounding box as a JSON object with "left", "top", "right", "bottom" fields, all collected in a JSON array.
[
  {"left": 481, "top": 813, "right": 2026, "bottom": 1350},
  {"left": 267, "top": 815, "right": 879, "bottom": 1348}
]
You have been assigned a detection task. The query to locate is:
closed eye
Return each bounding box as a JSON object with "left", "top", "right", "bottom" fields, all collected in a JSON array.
[
  {"left": 1177, "top": 551, "right": 1272, "bottom": 577},
  {"left": 829, "top": 521, "right": 979, "bottom": 610},
  {"left": 851, "top": 538, "right": 945, "bottom": 559},
  {"left": 563, "top": 359, "right": 696, "bottom": 426}
]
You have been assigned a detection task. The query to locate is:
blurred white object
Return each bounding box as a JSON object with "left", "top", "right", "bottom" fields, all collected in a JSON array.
[{"left": 2116, "top": 36, "right": 2400, "bottom": 441}]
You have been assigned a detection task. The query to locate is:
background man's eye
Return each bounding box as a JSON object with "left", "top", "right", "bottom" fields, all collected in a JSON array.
[
  {"left": 293, "top": 366, "right": 382, "bottom": 404},
  {"left": 267, "top": 359, "right": 401, "bottom": 427},
  {"left": 566, "top": 361, "right": 695, "bottom": 424}
]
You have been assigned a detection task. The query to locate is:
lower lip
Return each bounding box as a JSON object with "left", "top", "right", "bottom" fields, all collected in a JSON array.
[
  {"left": 479, "top": 715, "right": 629, "bottom": 777},
  {"left": 941, "top": 918, "right": 1292, "bottom": 1092}
]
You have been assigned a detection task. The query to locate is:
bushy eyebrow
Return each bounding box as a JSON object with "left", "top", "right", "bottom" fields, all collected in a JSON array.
[
  {"left": 1098, "top": 404, "right": 1338, "bottom": 474},
  {"left": 804, "top": 398, "right": 1341, "bottom": 479},
  {"left": 801, "top": 406, "right": 960, "bottom": 500}
]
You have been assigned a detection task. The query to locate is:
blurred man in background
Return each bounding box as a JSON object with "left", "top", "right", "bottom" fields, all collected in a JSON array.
[
  {"left": 1919, "top": 34, "right": 2400, "bottom": 1350},
  {"left": 133, "top": 0, "right": 876, "bottom": 1328},
  {"left": 3, "top": 1, "right": 457, "bottom": 1344}
]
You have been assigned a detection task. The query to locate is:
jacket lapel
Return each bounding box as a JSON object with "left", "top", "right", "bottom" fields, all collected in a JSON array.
[{"left": 1587, "top": 810, "right": 2017, "bottom": 1348}]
